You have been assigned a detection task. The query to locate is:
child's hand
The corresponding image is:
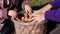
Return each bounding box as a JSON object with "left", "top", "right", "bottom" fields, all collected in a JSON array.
[{"left": 8, "top": 10, "right": 18, "bottom": 18}]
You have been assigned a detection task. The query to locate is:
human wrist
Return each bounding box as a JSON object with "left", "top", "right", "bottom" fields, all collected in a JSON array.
[
  {"left": 22, "top": 1, "right": 30, "bottom": 10},
  {"left": 24, "top": 4, "right": 32, "bottom": 14},
  {"left": 37, "top": 4, "right": 52, "bottom": 15}
]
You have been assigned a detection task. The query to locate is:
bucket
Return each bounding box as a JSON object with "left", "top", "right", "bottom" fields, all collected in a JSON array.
[{"left": 11, "top": 17, "right": 47, "bottom": 34}]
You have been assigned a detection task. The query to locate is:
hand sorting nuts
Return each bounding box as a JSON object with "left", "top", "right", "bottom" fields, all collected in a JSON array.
[
  {"left": 21, "top": 13, "right": 30, "bottom": 22},
  {"left": 15, "top": 12, "right": 30, "bottom": 22}
]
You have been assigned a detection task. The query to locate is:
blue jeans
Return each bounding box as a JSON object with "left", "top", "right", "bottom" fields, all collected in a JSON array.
[{"left": 0, "top": 32, "right": 2, "bottom": 34}]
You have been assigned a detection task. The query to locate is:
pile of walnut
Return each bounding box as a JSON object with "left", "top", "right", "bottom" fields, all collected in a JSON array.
[
  {"left": 22, "top": 13, "right": 30, "bottom": 22},
  {"left": 15, "top": 13, "right": 30, "bottom": 22}
]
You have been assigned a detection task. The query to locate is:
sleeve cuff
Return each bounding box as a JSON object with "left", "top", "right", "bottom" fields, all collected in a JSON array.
[
  {"left": 50, "top": 0, "right": 60, "bottom": 8},
  {"left": 45, "top": 10, "right": 56, "bottom": 21},
  {"left": 45, "top": 10, "right": 60, "bottom": 22},
  {"left": 22, "top": 0, "right": 31, "bottom": 10}
]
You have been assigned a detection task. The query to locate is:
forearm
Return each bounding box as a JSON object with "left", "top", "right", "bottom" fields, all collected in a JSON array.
[
  {"left": 37, "top": 0, "right": 60, "bottom": 14},
  {"left": 37, "top": 4, "right": 52, "bottom": 15},
  {"left": 35, "top": 4, "right": 60, "bottom": 22}
]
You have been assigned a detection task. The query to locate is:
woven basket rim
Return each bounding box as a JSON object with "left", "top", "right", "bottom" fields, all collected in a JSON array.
[{"left": 11, "top": 18, "right": 47, "bottom": 26}]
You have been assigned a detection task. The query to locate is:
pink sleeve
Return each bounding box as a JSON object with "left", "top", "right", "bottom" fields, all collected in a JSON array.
[{"left": 22, "top": 0, "right": 31, "bottom": 10}]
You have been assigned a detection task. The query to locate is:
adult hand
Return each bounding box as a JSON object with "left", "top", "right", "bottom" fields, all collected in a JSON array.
[
  {"left": 29, "top": 10, "right": 45, "bottom": 23},
  {"left": 8, "top": 10, "right": 18, "bottom": 18},
  {"left": 29, "top": 4, "right": 52, "bottom": 23},
  {"left": 24, "top": 5, "right": 32, "bottom": 15}
]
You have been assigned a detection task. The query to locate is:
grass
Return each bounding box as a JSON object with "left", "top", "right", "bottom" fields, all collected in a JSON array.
[{"left": 29, "top": 0, "right": 52, "bottom": 10}]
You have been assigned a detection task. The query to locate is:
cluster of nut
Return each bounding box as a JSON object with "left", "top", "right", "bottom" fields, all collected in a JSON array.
[
  {"left": 18, "top": 24, "right": 44, "bottom": 34},
  {"left": 15, "top": 13, "right": 30, "bottom": 22},
  {"left": 21, "top": 13, "right": 30, "bottom": 22}
]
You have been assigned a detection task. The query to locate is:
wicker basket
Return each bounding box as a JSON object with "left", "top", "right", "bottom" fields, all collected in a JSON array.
[{"left": 11, "top": 18, "right": 47, "bottom": 34}]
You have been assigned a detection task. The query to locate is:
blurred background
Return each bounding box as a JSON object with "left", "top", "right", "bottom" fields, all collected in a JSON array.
[{"left": 29, "top": 0, "right": 52, "bottom": 10}]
